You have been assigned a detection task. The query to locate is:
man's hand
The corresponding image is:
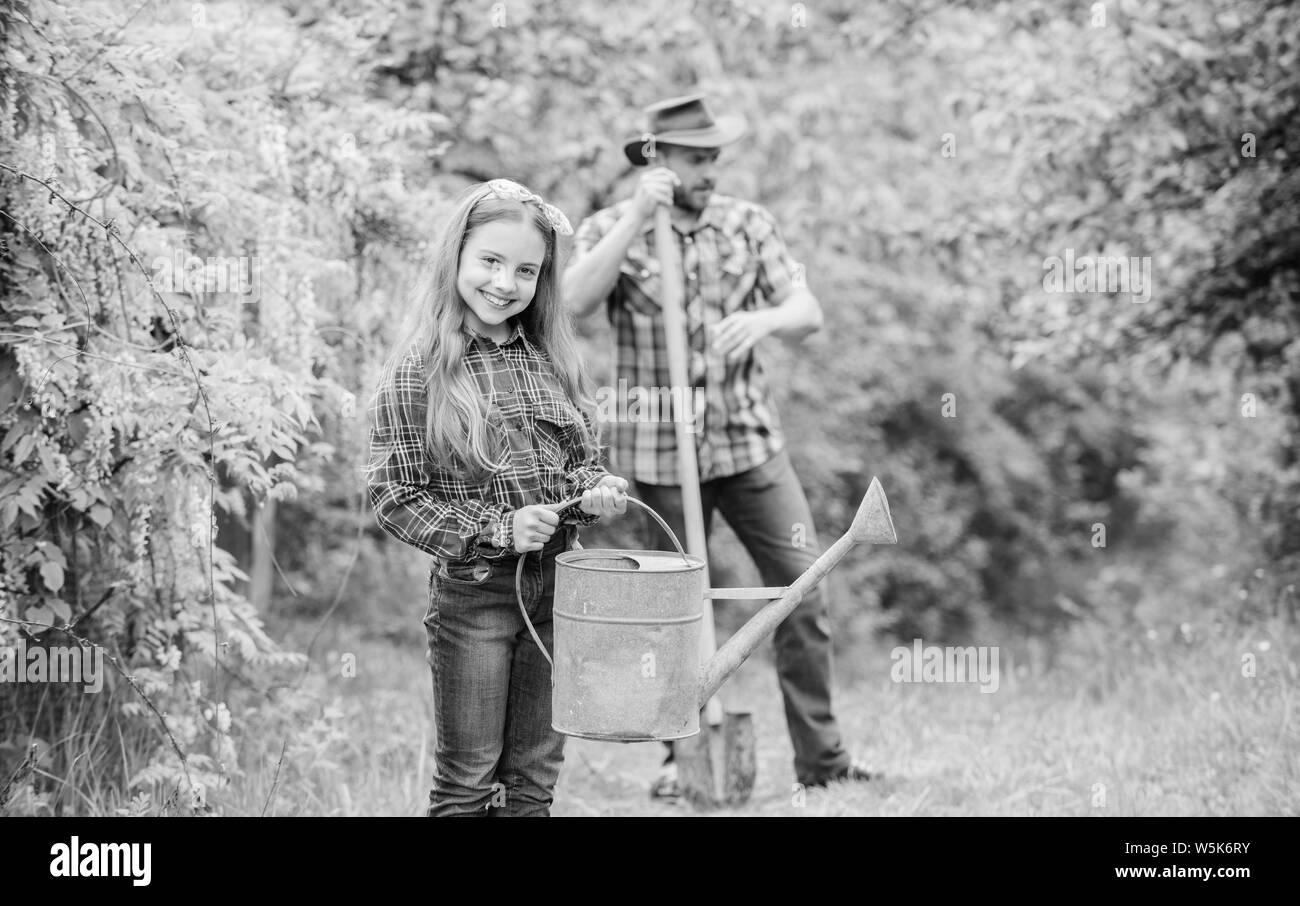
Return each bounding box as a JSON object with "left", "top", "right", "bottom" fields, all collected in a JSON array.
[
  {"left": 631, "top": 167, "right": 679, "bottom": 222},
  {"left": 565, "top": 170, "right": 680, "bottom": 319},
  {"left": 711, "top": 309, "right": 778, "bottom": 361},
  {"left": 513, "top": 505, "right": 561, "bottom": 553},
  {"left": 579, "top": 475, "right": 629, "bottom": 518}
]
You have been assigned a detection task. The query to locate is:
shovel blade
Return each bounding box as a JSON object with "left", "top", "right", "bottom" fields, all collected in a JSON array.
[
  {"left": 723, "top": 711, "right": 756, "bottom": 806},
  {"left": 673, "top": 710, "right": 757, "bottom": 810},
  {"left": 673, "top": 729, "right": 719, "bottom": 810}
]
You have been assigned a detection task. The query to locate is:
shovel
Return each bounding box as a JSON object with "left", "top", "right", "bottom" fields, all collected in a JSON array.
[{"left": 654, "top": 203, "right": 735, "bottom": 806}]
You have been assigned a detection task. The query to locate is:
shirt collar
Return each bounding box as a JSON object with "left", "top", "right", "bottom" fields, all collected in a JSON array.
[
  {"left": 465, "top": 319, "right": 526, "bottom": 348},
  {"left": 637, "top": 195, "right": 726, "bottom": 238}
]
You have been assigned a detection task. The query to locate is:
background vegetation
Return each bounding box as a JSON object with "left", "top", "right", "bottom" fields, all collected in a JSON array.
[{"left": 1, "top": 0, "right": 1295, "bottom": 815}]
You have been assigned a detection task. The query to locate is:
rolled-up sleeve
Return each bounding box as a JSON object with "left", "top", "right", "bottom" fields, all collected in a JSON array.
[
  {"left": 751, "top": 206, "right": 801, "bottom": 306},
  {"left": 570, "top": 209, "right": 610, "bottom": 262}
]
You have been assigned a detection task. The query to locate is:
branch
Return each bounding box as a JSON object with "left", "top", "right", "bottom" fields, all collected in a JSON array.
[
  {"left": 0, "top": 743, "right": 38, "bottom": 813},
  {"left": 0, "top": 332, "right": 188, "bottom": 381},
  {"left": 67, "top": 583, "right": 119, "bottom": 632},
  {"left": 260, "top": 738, "right": 289, "bottom": 817}
]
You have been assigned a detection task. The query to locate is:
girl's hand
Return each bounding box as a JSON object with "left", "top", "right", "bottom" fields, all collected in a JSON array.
[
  {"left": 580, "top": 475, "right": 629, "bottom": 517},
  {"left": 513, "top": 505, "right": 561, "bottom": 553}
]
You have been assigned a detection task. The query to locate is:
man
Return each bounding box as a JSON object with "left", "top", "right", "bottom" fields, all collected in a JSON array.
[{"left": 566, "top": 94, "right": 876, "bottom": 795}]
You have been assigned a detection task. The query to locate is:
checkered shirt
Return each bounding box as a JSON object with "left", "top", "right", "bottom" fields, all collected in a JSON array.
[
  {"left": 367, "top": 323, "right": 607, "bottom": 563},
  {"left": 570, "top": 194, "right": 799, "bottom": 484}
]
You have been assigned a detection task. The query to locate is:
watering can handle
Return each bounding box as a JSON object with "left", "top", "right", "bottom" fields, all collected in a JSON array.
[
  {"left": 516, "top": 495, "right": 692, "bottom": 673},
  {"left": 543, "top": 495, "right": 691, "bottom": 563}
]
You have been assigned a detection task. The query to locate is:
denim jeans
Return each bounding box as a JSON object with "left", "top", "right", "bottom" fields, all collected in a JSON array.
[
  {"left": 422, "top": 526, "right": 574, "bottom": 817},
  {"left": 633, "top": 449, "right": 852, "bottom": 785}
]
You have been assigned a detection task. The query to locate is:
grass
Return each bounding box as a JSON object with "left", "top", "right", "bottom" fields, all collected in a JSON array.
[
  {"left": 5, "top": 553, "right": 1296, "bottom": 817},
  {"left": 203, "top": 605, "right": 1297, "bottom": 817}
]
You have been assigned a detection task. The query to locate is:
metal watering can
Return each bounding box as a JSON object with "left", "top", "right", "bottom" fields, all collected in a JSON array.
[{"left": 519, "top": 477, "right": 897, "bottom": 744}]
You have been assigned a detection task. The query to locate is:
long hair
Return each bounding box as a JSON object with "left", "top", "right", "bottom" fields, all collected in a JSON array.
[{"left": 391, "top": 182, "right": 596, "bottom": 480}]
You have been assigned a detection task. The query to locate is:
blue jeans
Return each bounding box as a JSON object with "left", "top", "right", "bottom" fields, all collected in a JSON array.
[
  {"left": 633, "top": 449, "right": 852, "bottom": 785},
  {"left": 422, "top": 526, "right": 574, "bottom": 817}
]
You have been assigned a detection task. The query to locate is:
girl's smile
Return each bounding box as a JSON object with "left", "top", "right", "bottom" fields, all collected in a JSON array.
[
  {"left": 457, "top": 219, "right": 546, "bottom": 341},
  {"left": 479, "top": 288, "right": 515, "bottom": 308}
]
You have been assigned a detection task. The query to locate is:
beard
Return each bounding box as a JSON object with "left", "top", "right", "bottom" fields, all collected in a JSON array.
[{"left": 673, "top": 183, "right": 713, "bottom": 212}]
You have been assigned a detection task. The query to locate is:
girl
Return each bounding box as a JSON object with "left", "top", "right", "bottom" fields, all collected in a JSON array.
[{"left": 367, "top": 179, "right": 628, "bottom": 817}]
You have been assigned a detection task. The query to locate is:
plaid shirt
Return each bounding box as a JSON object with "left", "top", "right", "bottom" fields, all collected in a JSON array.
[
  {"left": 571, "top": 194, "right": 800, "bottom": 484},
  {"left": 367, "top": 323, "right": 608, "bottom": 564}
]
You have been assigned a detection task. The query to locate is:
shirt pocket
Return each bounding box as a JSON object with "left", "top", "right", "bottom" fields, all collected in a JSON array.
[
  {"left": 473, "top": 405, "right": 513, "bottom": 470},
  {"left": 618, "top": 256, "right": 663, "bottom": 318},
  {"left": 532, "top": 393, "right": 582, "bottom": 470}
]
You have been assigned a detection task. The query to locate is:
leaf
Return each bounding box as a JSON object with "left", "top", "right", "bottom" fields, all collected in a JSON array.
[
  {"left": 10, "top": 432, "right": 36, "bottom": 465},
  {"left": 89, "top": 504, "right": 113, "bottom": 527},
  {"left": 0, "top": 420, "right": 34, "bottom": 454},
  {"left": 40, "top": 561, "right": 64, "bottom": 593},
  {"left": 46, "top": 598, "right": 72, "bottom": 624},
  {"left": 15, "top": 485, "right": 41, "bottom": 519},
  {"left": 24, "top": 604, "right": 54, "bottom": 627},
  {"left": 67, "top": 411, "right": 91, "bottom": 445},
  {"left": 0, "top": 371, "right": 23, "bottom": 414},
  {"left": 39, "top": 545, "right": 66, "bottom": 568}
]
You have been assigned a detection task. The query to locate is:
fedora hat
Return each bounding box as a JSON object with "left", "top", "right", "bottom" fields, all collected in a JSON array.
[{"left": 623, "top": 93, "right": 748, "bottom": 166}]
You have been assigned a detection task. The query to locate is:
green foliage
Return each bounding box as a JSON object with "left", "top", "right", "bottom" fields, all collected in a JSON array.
[
  {"left": 955, "top": 0, "right": 1300, "bottom": 584},
  {"left": 0, "top": 0, "right": 448, "bottom": 810}
]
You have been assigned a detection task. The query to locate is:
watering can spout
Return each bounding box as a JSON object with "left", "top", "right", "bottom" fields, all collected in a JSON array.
[
  {"left": 698, "top": 477, "right": 897, "bottom": 706},
  {"left": 852, "top": 476, "right": 897, "bottom": 545}
]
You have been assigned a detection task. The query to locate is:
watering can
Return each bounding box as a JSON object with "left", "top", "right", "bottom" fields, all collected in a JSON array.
[{"left": 520, "top": 477, "right": 897, "bottom": 754}]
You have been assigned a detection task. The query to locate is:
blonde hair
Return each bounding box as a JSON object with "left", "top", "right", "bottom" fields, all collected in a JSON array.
[{"left": 387, "top": 182, "right": 596, "bottom": 481}]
